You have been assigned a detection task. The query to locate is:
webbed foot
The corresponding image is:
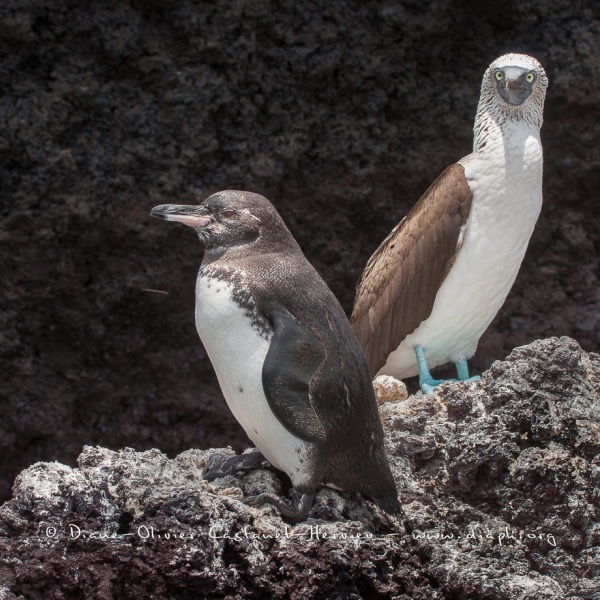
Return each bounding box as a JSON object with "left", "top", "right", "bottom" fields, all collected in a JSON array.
[
  {"left": 247, "top": 490, "right": 315, "bottom": 523},
  {"left": 415, "top": 345, "right": 445, "bottom": 394},
  {"left": 204, "top": 449, "right": 270, "bottom": 481},
  {"left": 421, "top": 379, "right": 445, "bottom": 394},
  {"left": 415, "top": 346, "right": 479, "bottom": 394},
  {"left": 455, "top": 357, "right": 480, "bottom": 383}
]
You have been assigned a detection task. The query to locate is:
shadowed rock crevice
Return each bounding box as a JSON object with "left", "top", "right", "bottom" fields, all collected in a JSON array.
[{"left": 1, "top": 337, "right": 598, "bottom": 599}]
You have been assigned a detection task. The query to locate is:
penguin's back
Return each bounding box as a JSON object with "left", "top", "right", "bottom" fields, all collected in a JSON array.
[{"left": 243, "top": 251, "right": 398, "bottom": 505}]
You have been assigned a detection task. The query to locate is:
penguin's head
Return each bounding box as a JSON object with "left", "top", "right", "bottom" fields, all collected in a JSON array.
[{"left": 151, "top": 190, "right": 290, "bottom": 250}]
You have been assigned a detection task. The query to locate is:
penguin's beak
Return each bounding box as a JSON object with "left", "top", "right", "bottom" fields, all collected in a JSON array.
[{"left": 150, "top": 204, "right": 214, "bottom": 228}]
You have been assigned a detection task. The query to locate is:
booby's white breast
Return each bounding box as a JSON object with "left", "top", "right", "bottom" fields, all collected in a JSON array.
[
  {"left": 195, "top": 272, "right": 311, "bottom": 486},
  {"left": 380, "top": 121, "right": 543, "bottom": 379}
]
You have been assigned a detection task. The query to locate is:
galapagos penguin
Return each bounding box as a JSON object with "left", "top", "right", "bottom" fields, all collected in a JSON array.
[{"left": 151, "top": 191, "right": 400, "bottom": 521}]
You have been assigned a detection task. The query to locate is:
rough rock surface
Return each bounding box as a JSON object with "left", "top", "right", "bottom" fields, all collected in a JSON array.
[
  {"left": 1, "top": 337, "right": 598, "bottom": 599},
  {"left": 1, "top": 0, "right": 599, "bottom": 507}
]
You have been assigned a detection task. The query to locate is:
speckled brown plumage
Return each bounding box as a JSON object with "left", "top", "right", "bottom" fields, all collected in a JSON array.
[{"left": 351, "top": 163, "right": 472, "bottom": 376}]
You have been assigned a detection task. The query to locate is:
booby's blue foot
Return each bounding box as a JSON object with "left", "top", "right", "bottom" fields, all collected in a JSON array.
[
  {"left": 414, "top": 348, "right": 480, "bottom": 394},
  {"left": 455, "top": 358, "right": 480, "bottom": 383},
  {"left": 414, "top": 345, "right": 444, "bottom": 394},
  {"left": 421, "top": 380, "right": 444, "bottom": 394}
]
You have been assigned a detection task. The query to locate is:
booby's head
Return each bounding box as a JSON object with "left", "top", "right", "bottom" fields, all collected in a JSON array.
[
  {"left": 151, "top": 190, "right": 294, "bottom": 251},
  {"left": 477, "top": 53, "right": 548, "bottom": 129}
]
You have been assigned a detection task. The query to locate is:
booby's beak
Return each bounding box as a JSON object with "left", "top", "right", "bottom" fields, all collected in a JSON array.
[
  {"left": 498, "top": 67, "right": 533, "bottom": 106},
  {"left": 150, "top": 204, "right": 214, "bottom": 228}
]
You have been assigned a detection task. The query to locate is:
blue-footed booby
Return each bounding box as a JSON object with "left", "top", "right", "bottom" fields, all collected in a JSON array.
[
  {"left": 351, "top": 53, "right": 548, "bottom": 393},
  {"left": 151, "top": 191, "right": 400, "bottom": 521}
]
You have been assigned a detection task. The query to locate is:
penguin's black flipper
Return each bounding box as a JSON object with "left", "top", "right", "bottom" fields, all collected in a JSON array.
[{"left": 262, "top": 307, "right": 327, "bottom": 443}]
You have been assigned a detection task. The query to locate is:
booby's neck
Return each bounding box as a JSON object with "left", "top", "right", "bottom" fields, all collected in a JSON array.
[
  {"left": 474, "top": 109, "right": 543, "bottom": 155},
  {"left": 460, "top": 99, "right": 544, "bottom": 211},
  {"left": 463, "top": 111, "right": 543, "bottom": 199},
  {"left": 472, "top": 87, "right": 544, "bottom": 155}
]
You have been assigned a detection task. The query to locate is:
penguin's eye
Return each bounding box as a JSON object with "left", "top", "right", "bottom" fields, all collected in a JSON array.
[
  {"left": 220, "top": 209, "right": 236, "bottom": 218},
  {"left": 525, "top": 72, "right": 536, "bottom": 83},
  {"left": 494, "top": 70, "right": 503, "bottom": 81}
]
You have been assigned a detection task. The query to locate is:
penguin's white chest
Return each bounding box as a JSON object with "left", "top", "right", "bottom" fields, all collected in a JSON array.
[
  {"left": 381, "top": 128, "right": 543, "bottom": 378},
  {"left": 194, "top": 273, "right": 311, "bottom": 485}
]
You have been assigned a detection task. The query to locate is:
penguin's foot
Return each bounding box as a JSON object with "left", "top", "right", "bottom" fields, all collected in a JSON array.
[
  {"left": 248, "top": 490, "right": 315, "bottom": 523},
  {"left": 204, "top": 449, "right": 270, "bottom": 481}
]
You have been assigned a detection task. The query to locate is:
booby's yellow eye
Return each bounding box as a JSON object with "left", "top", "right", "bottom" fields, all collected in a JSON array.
[
  {"left": 494, "top": 70, "right": 503, "bottom": 81},
  {"left": 525, "top": 72, "right": 536, "bottom": 83}
]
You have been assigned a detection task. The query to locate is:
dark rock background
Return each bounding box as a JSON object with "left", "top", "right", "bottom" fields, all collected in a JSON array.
[
  {"left": 0, "top": 337, "right": 598, "bottom": 599},
  {"left": 1, "top": 1, "right": 599, "bottom": 502}
]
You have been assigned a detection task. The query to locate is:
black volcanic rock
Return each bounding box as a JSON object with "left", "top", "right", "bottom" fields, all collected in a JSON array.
[
  {"left": 0, "top": 1, "right": 599, "bottom": 510},
  {"left": 1, "top": 337, "right": 598, "bottom": 599}
]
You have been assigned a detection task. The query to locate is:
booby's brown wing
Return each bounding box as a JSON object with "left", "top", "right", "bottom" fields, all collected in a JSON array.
[{"left": 351, "top": 163, "right": 473, "bottom": 376}]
